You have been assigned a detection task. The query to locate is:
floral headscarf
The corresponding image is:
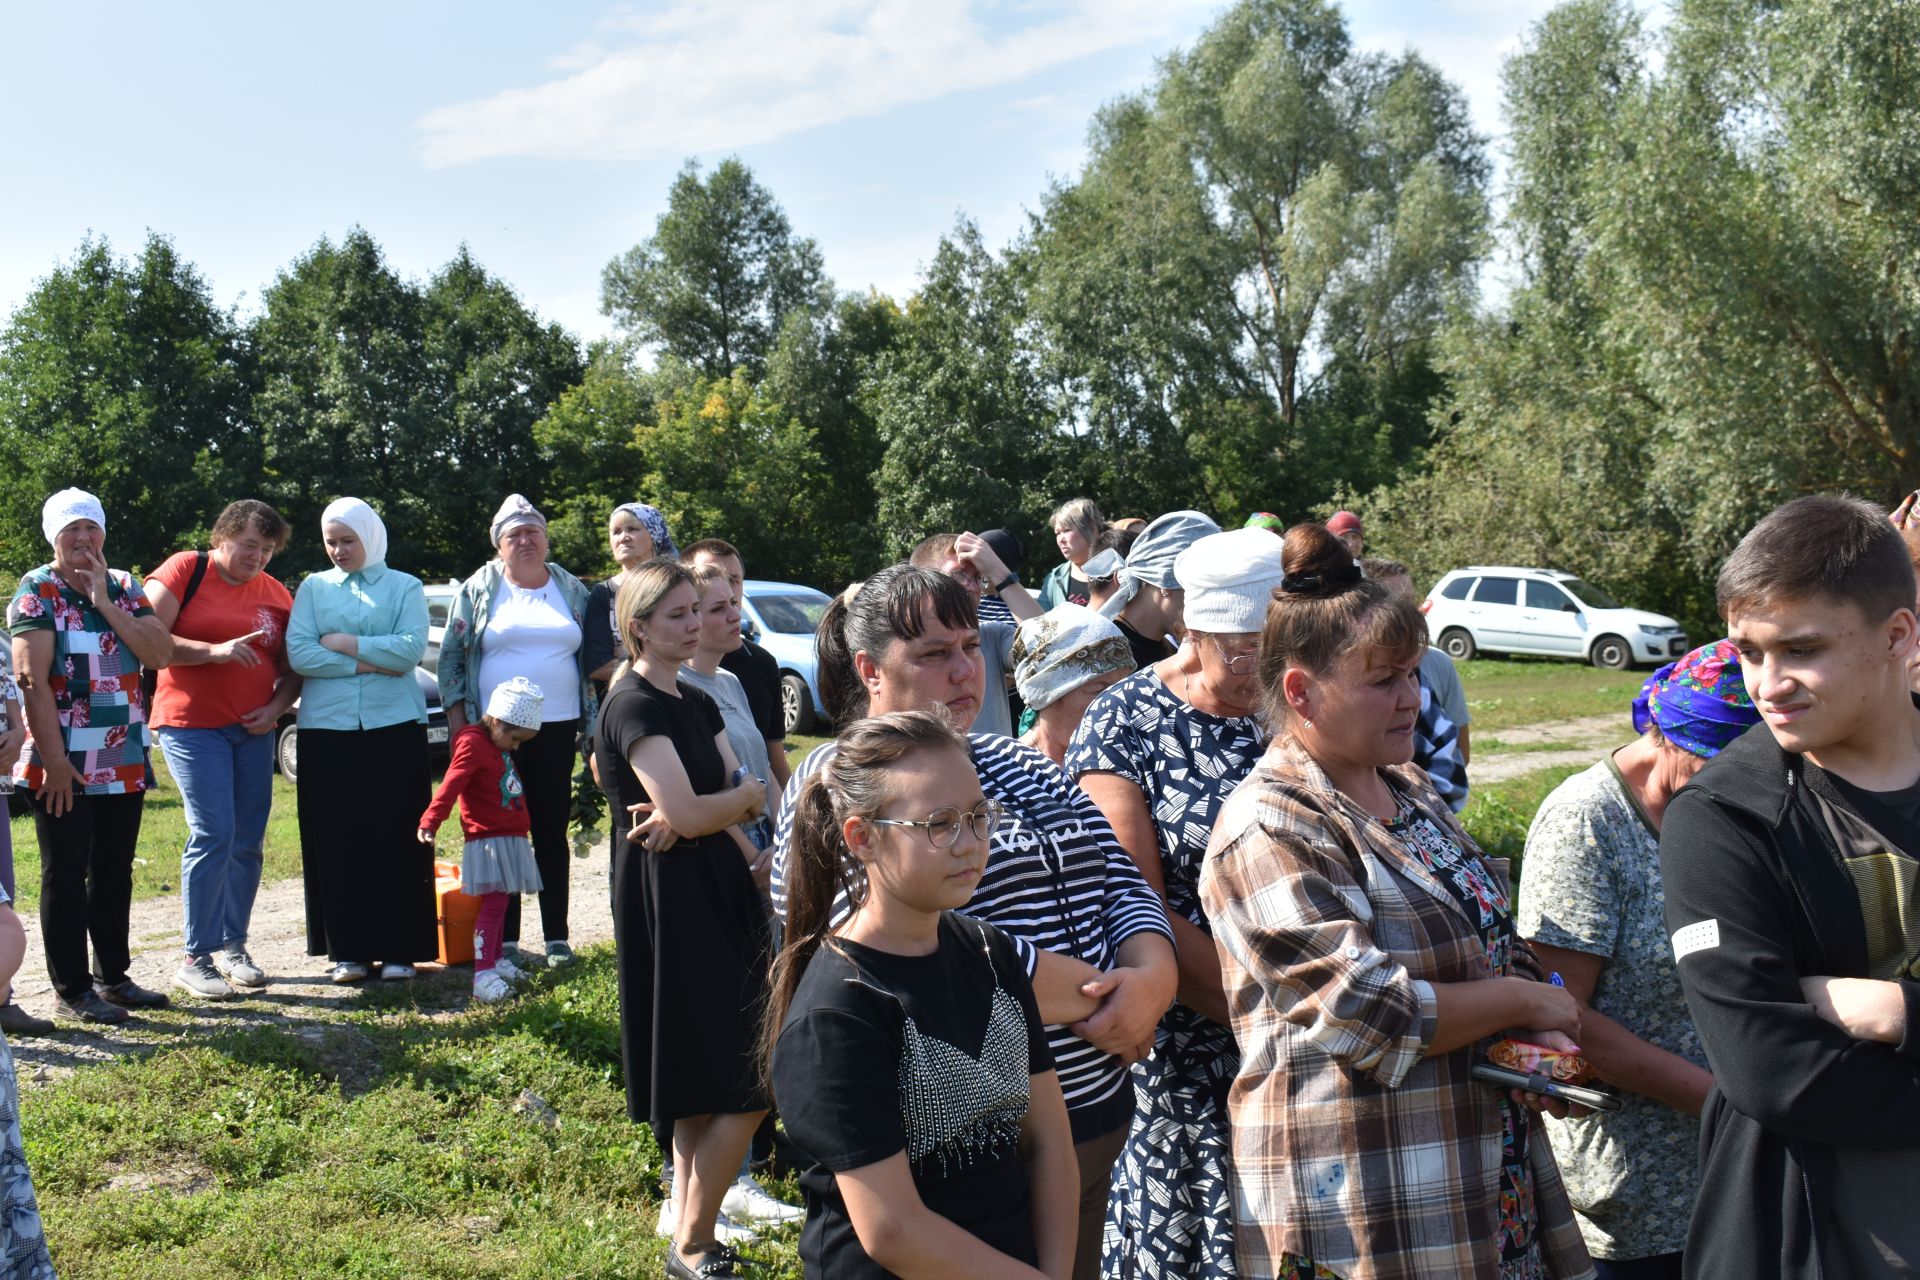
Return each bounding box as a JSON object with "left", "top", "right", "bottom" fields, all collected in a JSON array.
[
  {"left": 1012, "top": 604, "right": 1134, "bottom": 712},
  {"left": 1632, "top": 639, "right": 1761, "bottom": 758}
]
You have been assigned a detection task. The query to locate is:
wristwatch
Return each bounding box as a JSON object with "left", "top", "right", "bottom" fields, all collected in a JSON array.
[{"left": 991, "top": 572, "right": 1019, "bottom": 595}]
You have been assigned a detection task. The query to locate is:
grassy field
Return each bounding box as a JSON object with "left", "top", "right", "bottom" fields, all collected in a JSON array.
[{"left": 1455, "top": 657, "right": 1642, "bottom": 734}]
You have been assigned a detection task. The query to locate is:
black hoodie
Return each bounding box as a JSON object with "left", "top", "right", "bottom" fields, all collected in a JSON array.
[{"left": 1660, "top": 717, "right": 1920, "bottom": 1280}]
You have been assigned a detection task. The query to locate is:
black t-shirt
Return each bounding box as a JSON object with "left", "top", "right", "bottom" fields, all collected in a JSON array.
[
  {"left": 1824, "top": 769, "right": 1920, "bottom": 860},
  {"left": 773, "top": 914, "right": 1055, "bottom": 1279},
  {"left": 720, "top": 639, "right": 784, "bottom": 743},
  {"left": 582, "top": 579, "right": 619, "bottom": 697},
  {"left": 593, "top": 675, "right": 728, "bottom": 851},
  {"left": 1114, "top": 617, "right": 1172, "bottom": 671}
]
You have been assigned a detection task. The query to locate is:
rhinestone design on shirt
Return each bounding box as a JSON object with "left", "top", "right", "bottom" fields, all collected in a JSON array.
[{"left": 898, "top": 983, "right": 1032, "bottom": 1176}]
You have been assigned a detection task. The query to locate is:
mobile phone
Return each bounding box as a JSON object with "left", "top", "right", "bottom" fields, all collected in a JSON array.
[{"left": 1470, "top": 1062, "right": 1625, "bottom": 1113}]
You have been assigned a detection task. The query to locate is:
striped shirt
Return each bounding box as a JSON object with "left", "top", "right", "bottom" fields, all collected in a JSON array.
[{"left": 772, "top": 733, "right": 1174, "bottom": 1140}]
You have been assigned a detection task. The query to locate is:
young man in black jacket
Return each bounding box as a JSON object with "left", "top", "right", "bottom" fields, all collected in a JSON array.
[{"left": 1661, "top": 494, "right": 1920, "bottom": 1280}]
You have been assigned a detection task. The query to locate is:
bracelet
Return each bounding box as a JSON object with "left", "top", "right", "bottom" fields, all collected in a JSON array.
[{"left": 992, "top": 572, "right": 1019, "bottom": 594}]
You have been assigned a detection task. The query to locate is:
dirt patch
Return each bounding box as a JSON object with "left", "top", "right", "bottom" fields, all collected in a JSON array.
[
  {"left": 1473, "top": 714, "right": 1634, "bottom": 784},
  {"left": 3, "top": 839, "right": 617, "bottom": 1082},
  {"left": 104, "top": 1157, "right": 217, "bottom": 1197}
]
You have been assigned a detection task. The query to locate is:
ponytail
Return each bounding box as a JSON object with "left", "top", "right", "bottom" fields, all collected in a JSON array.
[{"left": 813, "top": 565, "right": 976, "bottom": 727}]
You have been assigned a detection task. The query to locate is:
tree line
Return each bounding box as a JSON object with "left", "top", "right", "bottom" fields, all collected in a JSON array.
[{"left": 4, "top": 0, "right": 1913, "bottom": 639}]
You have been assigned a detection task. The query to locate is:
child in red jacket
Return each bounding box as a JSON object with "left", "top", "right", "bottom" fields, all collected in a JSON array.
[{"left": 419, "top": 675, "right": 546, "bottom": 1004}]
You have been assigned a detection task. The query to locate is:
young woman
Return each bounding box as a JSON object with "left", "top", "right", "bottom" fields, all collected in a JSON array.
[
  {"left": 1038, "top": 499, "right": 1106, "bottom": 610},
  {"left": 678, "top": 562, "right": 775, "bottom": 872},
  {"left": 1199, "top": 523, "right": 1593, "bottom": 1280},
  {"left": 592, "top": 560, "right": 770, "bottom": 1280},
  {"left": 768, "top": 710, "right": 1078, "bottom": 1279},
  {"left": 771, "top": 564, "right": 1176, "bottom": 1280}
]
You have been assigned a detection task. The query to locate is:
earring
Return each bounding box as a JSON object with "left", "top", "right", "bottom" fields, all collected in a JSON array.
[{"left": 1303, "top": 718, "right": 1314, "bottom": 729}]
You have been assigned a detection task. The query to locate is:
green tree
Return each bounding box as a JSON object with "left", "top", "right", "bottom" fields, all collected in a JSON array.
[
  {"left": 0, "top": 234, "right": 249, "bottom": 573},
  {"left": 601, "top": 158, "right": 831, "bottom": 381}
]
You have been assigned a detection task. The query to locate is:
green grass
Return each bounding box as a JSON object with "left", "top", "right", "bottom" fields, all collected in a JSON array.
[
  {"left": 1455, "top": 657, "right": 1644, "bottom": 734},
  {"left": 6, "top": 756, "right": 302, "bottom": 915},
  {"left": 1457, "top": 763, "right": 1589, "bottom": 879},
  {"left": 24, "top": 948, "right": 807, "bottom": 1280}
]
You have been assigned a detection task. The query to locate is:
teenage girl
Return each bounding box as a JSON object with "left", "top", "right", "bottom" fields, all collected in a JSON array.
[
  {"left": 419, "top": 675, "right": 546, "bottom": 1004},
  {"left": 766, "top": 709, "right": 1079, "bottom": 1280}
]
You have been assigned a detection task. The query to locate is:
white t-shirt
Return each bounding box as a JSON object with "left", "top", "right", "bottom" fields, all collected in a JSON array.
[{"left": 477, "top": 577, "right": 583, "bottom": 722}]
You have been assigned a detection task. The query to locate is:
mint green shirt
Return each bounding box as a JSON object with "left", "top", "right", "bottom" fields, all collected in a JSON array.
[{"left": 287, "top": 563, "right": 428, "bottom": 731}]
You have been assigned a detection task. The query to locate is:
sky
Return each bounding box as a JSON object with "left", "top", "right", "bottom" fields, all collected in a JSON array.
[{"left": 0, "top": 0, "right": 1562, "bottom": 346}]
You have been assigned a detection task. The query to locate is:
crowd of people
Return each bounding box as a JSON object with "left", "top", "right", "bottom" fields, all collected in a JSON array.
[{"left": 0, "top": 481, "right": 1913, "bottom": 1280}]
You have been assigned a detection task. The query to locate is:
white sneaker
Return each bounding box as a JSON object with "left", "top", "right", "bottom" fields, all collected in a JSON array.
[
  {"left": 722, "top": 1175, "right": 804, "bottom": 1226},
  {"left": 653, "top": 1196, "right": 758, "bottom": 1243},
  {"left": 213, "top": 947, "right": 267, "bottom": 989},
  {"left": 472, "top": 971, "right": 513, "bottom": 1004},
  {"left": 493, "top": 956, "right": 529, "bottom": 983},
  {"left": 331, "top": 962, "right": 370, "bottom": 984},
  {"left": 379, "top": 963, "right": 417, "bottom": 981}
]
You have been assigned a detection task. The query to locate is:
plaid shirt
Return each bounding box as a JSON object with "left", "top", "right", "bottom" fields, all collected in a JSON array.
[{"left": 1200, "top": 743, "right": 1593, "bottom": 1280}]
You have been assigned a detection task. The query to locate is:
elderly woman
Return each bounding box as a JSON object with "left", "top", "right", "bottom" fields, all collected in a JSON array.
[
  {"left": 583, "top": 501, "right": 677, "bottom": 691},
  {"left": 1011, "top": 604, "right": 1134, "bottom": 767},
  {"left": 1200, "top": 522, "right": 1594, "bottom": 1280},
  {"left": 287, "top": 498, "right": 434, "bottom": 984},
  {"left": 146, "top": 500, "right": 300, "bottom": 1000},
  {"left": 9, "top": 488, "right": 175, "bottom": 1024},
  {"left": 1039, "top": 498, "right": 1107, "bottom": 609},
  {"left": 772, "top": 565, "right": 1178, "bottom": 1280},
  {"left": 440, "top": 494, "right": 596, "bottom": 968},
  {"left": 1515, "top": 643, "right": 1758, "bottom": 1279},
  {"left": 1100, "top": 510, "right": 1220, "bottom": 667},
  {"left": 1067, "top": 527, "right": 1278, "bottom": 1280}
]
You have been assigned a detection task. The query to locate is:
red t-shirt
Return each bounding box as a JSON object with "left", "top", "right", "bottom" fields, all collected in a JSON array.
[{"left": 149, "top": 551, "right": 293, "bottom": 729}]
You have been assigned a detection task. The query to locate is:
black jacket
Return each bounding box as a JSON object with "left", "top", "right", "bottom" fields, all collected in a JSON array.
[{"left": 1660, "top": 720, "right": 1920, "bottom": 1280}]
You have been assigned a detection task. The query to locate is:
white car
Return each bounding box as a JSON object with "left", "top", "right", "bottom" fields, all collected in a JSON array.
[{"left": 1422, "top": 567, "right": 1687, "bottom": 669}]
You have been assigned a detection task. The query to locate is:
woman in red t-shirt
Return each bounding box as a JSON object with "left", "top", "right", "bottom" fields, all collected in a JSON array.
[{"left": 145, "top": 500, "right": 300, "bottom": 1001}]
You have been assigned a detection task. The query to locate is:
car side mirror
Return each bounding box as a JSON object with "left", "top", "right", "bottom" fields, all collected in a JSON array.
[
  {"left": 1562, "top": 602, "right": 1580, "bottom": 613},
  {"left": 741, "top": 620, "right": 760, "bottom": 642}
]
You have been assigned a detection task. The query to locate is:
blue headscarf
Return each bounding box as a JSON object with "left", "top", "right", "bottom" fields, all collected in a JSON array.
[
  {"left": 612, "top": 503, "right": 677, "bottom": 560},
  {"left": 1631, "top": 639, "right": 1761, "bottom": 758}
]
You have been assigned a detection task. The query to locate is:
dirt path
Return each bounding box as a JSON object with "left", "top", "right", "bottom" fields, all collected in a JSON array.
[
  {"left": 1471, "top": 713, "right": 1632, "bottom": 784},
  {"left": 3, "top": 838, "right": 617, "bottom": 1083}
]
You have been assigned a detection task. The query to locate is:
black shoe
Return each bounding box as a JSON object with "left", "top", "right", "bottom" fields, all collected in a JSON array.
[
  {"left": 667, "top": 1244, "right": 744, "bottom": 1278},
  {"left": 0, "top": 1003, "right": 54, "bottom": 1035},
  {"left": 55, "top": 990, "right": 128, "bottom": 1025},
  {"left": 95, "top": 979, "right": 170, "bottom": 1010}
]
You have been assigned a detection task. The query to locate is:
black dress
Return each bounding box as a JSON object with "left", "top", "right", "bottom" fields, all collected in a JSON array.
[
  {"left": 300, "top": 721, "right": 436, "bottom": 962},
  {"left": 595, "top": 674, "right": 772, "bottom": 1124},
  {"left": 773, "top": 914, "right": 1054, "bottom": 1279}
]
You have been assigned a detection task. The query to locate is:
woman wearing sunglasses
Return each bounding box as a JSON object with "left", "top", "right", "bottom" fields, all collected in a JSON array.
[
  {"left": 767, "top": 709, "right": 1078, "bottom": 1279},
  {"left": 1066, "top": 526, "right": 1281, "bottom": 1280},
  {"left": 771, "top": 564, "right": 1177, "bottom": 1280}
]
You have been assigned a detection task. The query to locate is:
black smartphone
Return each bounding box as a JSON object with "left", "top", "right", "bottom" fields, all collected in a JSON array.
[{"left": 1470, "top": 1062, "right": 1625, "bottom": 1113}]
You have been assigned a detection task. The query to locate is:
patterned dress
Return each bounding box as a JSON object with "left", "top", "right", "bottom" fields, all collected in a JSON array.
[{"left": 1065, "top": 668, "right": 1266, "bottom": 1280}]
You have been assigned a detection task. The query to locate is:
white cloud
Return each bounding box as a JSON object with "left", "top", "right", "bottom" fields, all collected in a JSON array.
[{"left": 417, "top": 0, "right": 1207, "bottom": 168}]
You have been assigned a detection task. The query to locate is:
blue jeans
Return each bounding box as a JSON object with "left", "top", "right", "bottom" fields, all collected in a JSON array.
[{"left": 156, "top": 724, "right": 273, "bottom": 958}]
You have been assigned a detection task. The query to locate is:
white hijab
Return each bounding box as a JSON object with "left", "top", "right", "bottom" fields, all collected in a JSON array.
[{"left": 320, "top": 497, "right": 388, "bottom": 569}]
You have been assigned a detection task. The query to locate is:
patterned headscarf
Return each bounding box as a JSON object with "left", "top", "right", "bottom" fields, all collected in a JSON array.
[
  {"left": 1632, "top": 639, "right": 1761, "bottom": 759},
  {"left": 1012, "top": 604, "right": 1134, "bottom": 712},
  {"left": 1892, "top": 491, "right": 1920, "bottom": 531},
  {"left": 1243, "top": 512, "right": 1284, "bottom": 534},
  {"left": 612, "top": 502, "right": 677, "bottom": 561}
]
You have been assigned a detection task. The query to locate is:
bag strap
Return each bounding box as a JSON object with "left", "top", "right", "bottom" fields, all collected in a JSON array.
[{"left": 177, "top": 550, "right": 210, "bottom": 613}]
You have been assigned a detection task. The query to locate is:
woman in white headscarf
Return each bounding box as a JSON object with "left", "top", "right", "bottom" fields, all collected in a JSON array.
[{"left": 286, "top": 498, "right": 435, "bottom": 984}]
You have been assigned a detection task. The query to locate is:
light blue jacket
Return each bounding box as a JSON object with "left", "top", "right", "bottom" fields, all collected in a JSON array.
[
  {"left": 286, "top": 563, "right": 429, "bottom": 730},
  {"left": 438, "top": 559, "right": 596, "bottom": 735}
]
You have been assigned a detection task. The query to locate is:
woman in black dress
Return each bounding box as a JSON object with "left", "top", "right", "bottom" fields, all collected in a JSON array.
[{"left": 592, "top": 559, "right": 770, "bottom": 1280}]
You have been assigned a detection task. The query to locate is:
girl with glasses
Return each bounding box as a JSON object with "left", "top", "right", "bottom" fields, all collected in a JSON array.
[{"left": 767, "top": 710, "right": 1077, "bottom": 1279}]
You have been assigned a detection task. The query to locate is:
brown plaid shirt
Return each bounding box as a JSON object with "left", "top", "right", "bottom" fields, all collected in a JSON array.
[{"left": 1200, "top": 743, "right": 1594, "bottom": 1280}]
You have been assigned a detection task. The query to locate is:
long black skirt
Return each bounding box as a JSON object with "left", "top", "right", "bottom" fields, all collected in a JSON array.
[
  {"left": 298, "top": 721, "right": 436, "bottom": 963},
  {"left": 614, "top": 828, "right": 772, "bottom": 1125}
]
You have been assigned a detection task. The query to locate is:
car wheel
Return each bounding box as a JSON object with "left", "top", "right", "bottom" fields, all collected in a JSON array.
[
  {"left": 1591, "top": 635, "right": 1632, "bottom": 670},
  {"left": 781, "top": 672, "right": 816, "bottom": 737},
  {"left": 276, "top": 725, "right": 299, "bottom": 782},
  {"left": 1438, "top": 628, "right": 1477, "bottom": 662}
]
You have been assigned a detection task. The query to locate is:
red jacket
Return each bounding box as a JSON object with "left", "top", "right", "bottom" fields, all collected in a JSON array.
[{"left": 419, "top": 725, "right": 531, "bottom": 841}]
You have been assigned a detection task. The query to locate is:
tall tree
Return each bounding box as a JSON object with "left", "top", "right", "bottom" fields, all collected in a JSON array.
[
  {"left": 600, "top": 158, "right": 831, "bottom": 381},
  {"left": 0, "top": 234, "right": 249, "bottom": 574}
]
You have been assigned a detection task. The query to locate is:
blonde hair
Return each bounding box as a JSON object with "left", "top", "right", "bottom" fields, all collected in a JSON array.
[
  {"left": 611, "top": 559, "right": 694, "bottom": 678},
  {"left": 1050, "top": 497, "right": 1105, "bottom": 543}
]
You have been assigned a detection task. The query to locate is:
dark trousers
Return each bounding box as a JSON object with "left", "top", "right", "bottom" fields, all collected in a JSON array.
[
  {"left": 1593, "top": 1254, "right": 1684, "bottom": 1280},
  {"left": 33, "top": 789, "right": 144, "bottom": 1002},
  {"left": 504, "top": 717, "right": 580, "bottom": 946}
]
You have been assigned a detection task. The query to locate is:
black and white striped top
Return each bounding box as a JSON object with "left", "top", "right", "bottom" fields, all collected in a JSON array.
[{"left": 771, "top": 733, "right": 1175, "bottom": 1141}]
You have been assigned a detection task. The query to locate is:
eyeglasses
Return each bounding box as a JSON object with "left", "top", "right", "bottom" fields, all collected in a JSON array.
[
  {"left": 1207, "top": 633, "right": 1260, "bottom": 675},
  {"left": 867, "top": 800, "right": 1005, "bottom": 850}
]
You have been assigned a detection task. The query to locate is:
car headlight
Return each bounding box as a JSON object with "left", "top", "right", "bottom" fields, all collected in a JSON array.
[{"left": 1639, "top": 624, "right": 1680, "bottom": 637}]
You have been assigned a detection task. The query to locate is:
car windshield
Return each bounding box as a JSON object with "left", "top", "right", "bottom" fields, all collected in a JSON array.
[
  {"left": 753, "top": 594, "right": 829, "bottom": 634},
  {"left": 1562, "top": 579, "right": 1620, "bottom": 610}
]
